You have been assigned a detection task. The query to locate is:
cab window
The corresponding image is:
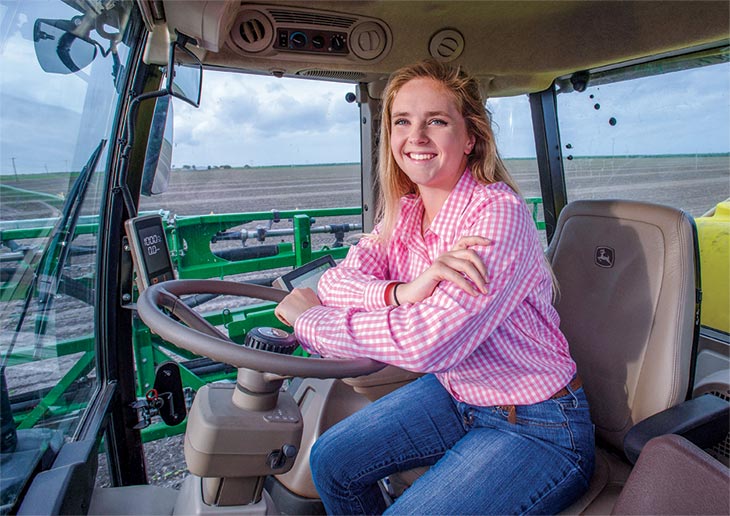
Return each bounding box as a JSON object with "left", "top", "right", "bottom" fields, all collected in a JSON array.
[
  {"left": 488, "top": 95, "right": 544, "bottom": 236},
  {"left": 556, "top": 53, "right": 730, "bottom": 334},
  {"left": 0, "top": 0, "right": 133, "bottom": 509},
  {"left": 556, "top": 56, "right": 729, "bottom": 216},
  {"left": 141, "top": 71, "right": 362, "bottom": 284}
]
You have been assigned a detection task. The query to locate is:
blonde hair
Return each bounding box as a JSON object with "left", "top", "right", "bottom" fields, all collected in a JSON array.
[
  {"left": 373, "top": 59, "right": 559, "bottom": 297},
  {"left": 375, "top": 59, "right": 520, "bottom": 242}
]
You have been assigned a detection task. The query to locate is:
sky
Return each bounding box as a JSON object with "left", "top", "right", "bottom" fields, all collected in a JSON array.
[
  {"left": 0, "top": 0, "right": 729, "bottom": 175},
  {"left": 170, "top": 72, "right": 362, "bottom": 168},
  {"left": 167, "top": 64, "right": 730, "bottom": 169}
]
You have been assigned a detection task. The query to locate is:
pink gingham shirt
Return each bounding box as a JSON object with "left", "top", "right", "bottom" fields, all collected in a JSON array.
[{"left": 295, "top": 171, "right": 576, "bottom": 406}]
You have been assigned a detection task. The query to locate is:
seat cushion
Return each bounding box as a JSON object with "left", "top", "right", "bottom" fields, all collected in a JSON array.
[{"left": 560, "top": 446, "right": 631, "bottom": 515}]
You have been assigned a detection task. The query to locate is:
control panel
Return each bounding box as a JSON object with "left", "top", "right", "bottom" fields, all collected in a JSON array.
[
  {"left": 275, "top": 28, "right": 348, "bottom": 54},
  {"left": 228, "top": 6, "right": 391, "bottom": 63}
]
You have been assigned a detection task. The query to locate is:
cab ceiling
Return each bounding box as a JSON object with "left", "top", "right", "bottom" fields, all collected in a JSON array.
[{"left": 155, "top": 0, "right": 730, "bottom": 96}]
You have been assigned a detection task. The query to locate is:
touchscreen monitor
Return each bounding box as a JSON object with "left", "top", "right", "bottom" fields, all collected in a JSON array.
[{"left": 275, "top": 255, "right": 336, "bottom": 294}]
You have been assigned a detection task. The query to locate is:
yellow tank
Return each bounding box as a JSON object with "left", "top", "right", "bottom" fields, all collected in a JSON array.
[{"left": 695, "top": 200, "right": 730, "bottom": 334}]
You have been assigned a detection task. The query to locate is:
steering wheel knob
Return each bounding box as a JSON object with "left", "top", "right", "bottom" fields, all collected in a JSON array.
[{"left": 244, "top": 327, "right": 298, "bottom": 355}]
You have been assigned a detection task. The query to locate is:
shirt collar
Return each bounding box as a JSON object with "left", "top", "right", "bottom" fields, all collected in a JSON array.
[
  {"left": 428, "top": 169, "right": 477, "bottom": 240},
  {"left": 396, "top": 168, "right": 477, "bottom": 244},
  {"left": 397, "top": 194, "right": 422, "bottom": 246}
]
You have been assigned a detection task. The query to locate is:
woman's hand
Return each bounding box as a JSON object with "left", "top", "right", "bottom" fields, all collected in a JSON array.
[
  {"left": 275, "top": 287, "right": 322, "bottom": 326},
  {"left": 396, "top": 236, "right": 491, "bottom": 304}
]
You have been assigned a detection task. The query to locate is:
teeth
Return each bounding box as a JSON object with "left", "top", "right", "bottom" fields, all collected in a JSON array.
[{"left": 409, "top": 153, "right": 435, "bottom": 160}]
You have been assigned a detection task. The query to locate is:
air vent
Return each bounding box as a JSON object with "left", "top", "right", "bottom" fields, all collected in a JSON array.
[
  {"left": 297, "top": 69, "right": 366, "bottom": 81},
  {"left": 268, "top": 8, "right": 356, "bottom": 28},
  {"left": 231, "top": 9, "right": 274, "bottom": 53},
  {"left": 429, "top": 29, "right": 465, "bottom": 62},
  {"left": 240, "top": 19, "right": 265, "bottom": 44},
  {"left": 350, "top": 21, "right": 388, "bottom": 61}
]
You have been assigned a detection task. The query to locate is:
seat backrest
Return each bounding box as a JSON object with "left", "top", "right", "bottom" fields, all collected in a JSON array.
[{"left": 546, "top": 200, "right": 697, "bottom": 452}]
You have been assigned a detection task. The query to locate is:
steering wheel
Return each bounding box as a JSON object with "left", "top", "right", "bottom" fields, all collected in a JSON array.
[{"left": 136, "top": 279, "right": 386, "bottom": 378}]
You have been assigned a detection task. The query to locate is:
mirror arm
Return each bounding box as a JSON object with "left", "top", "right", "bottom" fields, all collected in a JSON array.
[
  {"left": 117, "top": 89, "right": 168, "bottom": 218},
  {"left": 121, "top": 88, "right": 168, "bottom": 162},
  {"left": 93, "top": 39, "right": 111, "bottom": 58},
  {"left": 173, "top": 29, "right": 199, "bottom": 49}
]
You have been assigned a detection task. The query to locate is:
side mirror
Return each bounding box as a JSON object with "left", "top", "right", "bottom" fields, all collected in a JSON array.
[
  {"left": 167, "top": 41, "right": 202, "bottom": 108},
  {"left": 33, "top": 18, "right": 97, "bottom": 74},
  {"left": 117, "top": 33, "right": 202, "bottom": 210},
  {"left": 140, "top": 36, "right": 202, "bottom": 195},
  {"left": 141, "top": 96, "right": 174, "bottom": 196}
]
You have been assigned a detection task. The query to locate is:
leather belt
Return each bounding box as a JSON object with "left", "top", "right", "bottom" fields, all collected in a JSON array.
[
  {"left": 497, "top": 376, "right": 583, "bottom": 424},
  {"left": 549, "top": 375, "right": 583, "bottom": 401}
]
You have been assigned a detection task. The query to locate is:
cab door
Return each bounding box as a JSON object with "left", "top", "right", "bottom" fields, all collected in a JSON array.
[{"left": 0, "top": 1, "right": 149, "bottom": 512}]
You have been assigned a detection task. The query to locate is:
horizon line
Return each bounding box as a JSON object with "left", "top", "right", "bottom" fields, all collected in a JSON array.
[{"left": 170, "top": 152, "right": 730, "bottom": 170}]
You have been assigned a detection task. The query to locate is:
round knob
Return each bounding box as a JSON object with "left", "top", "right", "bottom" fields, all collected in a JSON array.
[
  {"left": 290, "top": 31, "right": 307, "bottom": 48},
  {"left": 330, "top": 34, "right": 346, "bottom": 52},
  {"left": 312, "top": 35, "right": 325, "bottom": 49},
  {"left": 244, "top": 327, "right": 298, "bottom": 354},
  {"left": 282, "top": 444, "right": 298, "bottom": 459}
]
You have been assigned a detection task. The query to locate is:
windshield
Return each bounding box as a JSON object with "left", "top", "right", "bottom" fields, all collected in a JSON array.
[{"left": 0, "top": 0, "right": 133, "bottom": 512}]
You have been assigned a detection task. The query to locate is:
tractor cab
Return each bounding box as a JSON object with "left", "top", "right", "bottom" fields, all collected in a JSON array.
[{"left": 0, "top": 1, "right": 728, "bottom": 514}]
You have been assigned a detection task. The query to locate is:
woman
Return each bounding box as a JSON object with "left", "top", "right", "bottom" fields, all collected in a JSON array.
[{"left": 275, "top": 60, "right": 594, "bottom": 515}]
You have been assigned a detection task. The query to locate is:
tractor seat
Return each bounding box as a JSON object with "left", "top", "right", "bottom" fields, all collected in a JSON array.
[{"left": 545, "top": 199, "right": 721, "bottom": 514}]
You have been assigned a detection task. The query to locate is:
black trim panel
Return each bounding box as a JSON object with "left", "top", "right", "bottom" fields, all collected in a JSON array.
[{"left": 529, "top": 86, "right": 567, "bottom": 243}]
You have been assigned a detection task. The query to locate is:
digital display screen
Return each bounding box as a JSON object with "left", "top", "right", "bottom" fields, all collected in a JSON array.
[
  {"left": 288, "top": 263, "right": 331, "bottom": 293},
  {"left": 137, "top": 223, "right": 171, "bottom": 276},
  {"left": 125, "top": 215, "right": 174, "bottom": 288},
  {"left": 280, "top": 255, "right": 335, "bottom": 294}
]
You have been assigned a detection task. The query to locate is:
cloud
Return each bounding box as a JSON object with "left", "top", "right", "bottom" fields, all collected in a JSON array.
[
  {"left": 170, "top": 72, "right": 360, "bottom": 167},
  {"left": 3, "top": 2, "right": 727, "bottom": 176},
  {"left": 0, "top": 93, "right": 82, "bottom": 173},
  {"left": 207, "top": 72, "right": 358, "bottom": 137}
]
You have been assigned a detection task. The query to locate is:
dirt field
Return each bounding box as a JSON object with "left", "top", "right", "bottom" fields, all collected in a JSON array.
[{"left": 3, "top": 156, "right": 727, "bottom": 222}]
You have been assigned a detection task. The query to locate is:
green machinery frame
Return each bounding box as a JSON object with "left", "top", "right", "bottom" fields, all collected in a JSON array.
[{"left": 1, "top": 199, "right": 545, "bottom": 440}]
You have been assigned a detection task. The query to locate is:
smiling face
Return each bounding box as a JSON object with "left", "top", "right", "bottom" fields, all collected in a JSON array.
[{"left": 390, "top": 77, "right": 476, "bottom": 199}]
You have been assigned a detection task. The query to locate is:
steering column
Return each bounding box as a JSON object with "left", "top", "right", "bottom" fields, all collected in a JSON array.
[{"left": 136, "top": 279, "right": 385, "bottom": 514}]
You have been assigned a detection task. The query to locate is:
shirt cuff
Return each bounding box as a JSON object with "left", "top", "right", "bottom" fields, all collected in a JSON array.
[
  {"left": 293, "top": 305, "right": 332, "bottom": 355},
  {"left": 363, "top": 280, "right": 396, "bottom": 310}
]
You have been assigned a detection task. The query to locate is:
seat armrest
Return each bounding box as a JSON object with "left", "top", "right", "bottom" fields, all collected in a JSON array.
[
  {"left": 612, "top": 434, "right": 730, "bottom": 515},
  {"left": 623, "top": 394, "right": 729, "bottom": 464}
]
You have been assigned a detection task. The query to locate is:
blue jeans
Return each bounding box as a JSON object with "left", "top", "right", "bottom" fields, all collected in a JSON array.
[{"left": 310, "top": 374, "right": 594, "bottom": 515}]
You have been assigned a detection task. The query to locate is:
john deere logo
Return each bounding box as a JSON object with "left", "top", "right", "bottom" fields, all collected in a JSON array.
[{"left": 595, "top": 247, "right": 614, "bottom": 268}]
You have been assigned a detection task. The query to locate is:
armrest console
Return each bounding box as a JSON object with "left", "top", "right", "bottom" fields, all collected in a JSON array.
[
  {"left": 612, "top": 434, "right": 730, "bottom": 515},
  {"left": 624, "top": 393, "right": 729, "bottom": 464}
]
